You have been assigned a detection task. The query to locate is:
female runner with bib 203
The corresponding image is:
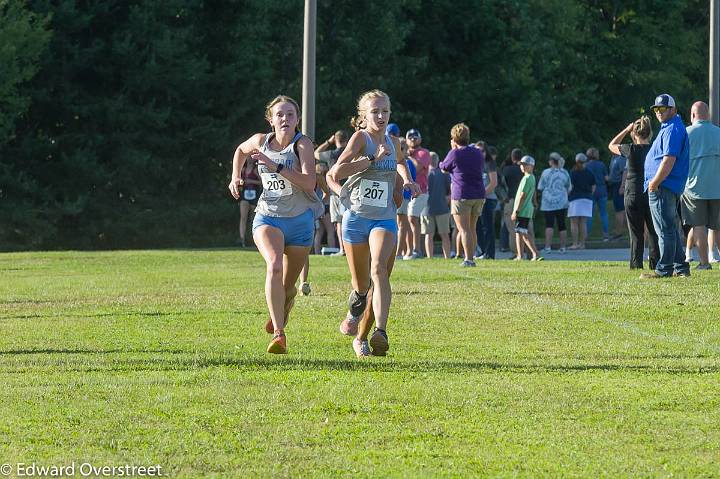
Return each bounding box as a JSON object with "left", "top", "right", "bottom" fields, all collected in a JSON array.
[
  {"left": 327, "top": 90, "right": 420, "bottom": 358},
  {"left": 229, "top": 95, "right": 322, "bottom": 354}
]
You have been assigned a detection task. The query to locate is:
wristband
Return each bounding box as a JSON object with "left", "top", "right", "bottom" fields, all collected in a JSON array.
[{"left": 275, "top": 163, "right": 284, "bottom": 174}]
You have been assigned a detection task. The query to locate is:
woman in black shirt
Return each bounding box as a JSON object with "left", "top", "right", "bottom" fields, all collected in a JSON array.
[{"left": 608, "top": 116, "right": 659, "bottom": 269}]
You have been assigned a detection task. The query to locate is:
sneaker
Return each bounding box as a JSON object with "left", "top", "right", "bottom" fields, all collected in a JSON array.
[
  {"left": 531, "top": 256, "right": 544, "bottom": 261},
  {"left": 541, "top": 247, "right": 552, "bottom": 253},
  {"left": 710, "top": 257, "right": 720, "bottom": 264},
  {"left": 267, "top": 333, "right": 287, "bottom": 354},
  {"left": 461, "top": 260, "right": 476, "bottom": 267},
  {"left": 300, "top": 282, "right": 311, "bottom": 296},
  {"left": 403, "top": 252, "right": 418, "bottom": 260},
  {"left": 348, "top": 290, "right": 368, "bottom": 318},
  {"left": 331, "top": 250, "right": 346, "bottom": 256},
  {"left": 474, "top": 254, "right": 486, "bottom": 260},
  {"left": 685, "top": 257, "right": 694, "bottom": 263},
  {"left": 339, "top": 312, "right": 359, "bottom": 336},
  {"left": 602, "top": 235, "right": 610, "bottom": 242},
  {"left": 673, "top": 270, "right": 691, "bottom": 277},
  {"left": 558, "top": 247, "right": 567, "bottom": 254},
  {"left": 353, "top": 338, "right": 371, "bottom": 358},
  {"left": 695, "top": 263, "right": 712, "bottom": 271},
  {"left": 369, "top": 328, "right": 389, "bottom": 356}
]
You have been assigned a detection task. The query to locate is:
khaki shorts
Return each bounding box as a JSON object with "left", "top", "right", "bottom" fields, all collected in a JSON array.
[
  {"left": 451, "top": 198, "right": 485, "bottom": 217},
  {"left": 408, "top": 193, "right": 429, "bottom": 217},
  {"left": 421, "top": 213, "right": 451, "bottom": 235},
  {"left": 681, "top": 195, "right": 720, "bottom": 230},
  {"left": 329, "top": 194, "right": 345, "bottom": 223}
]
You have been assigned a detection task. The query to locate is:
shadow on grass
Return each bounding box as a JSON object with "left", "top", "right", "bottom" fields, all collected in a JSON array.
[{"left": 0, "top": 351, "right": 717, "bottom": 375}]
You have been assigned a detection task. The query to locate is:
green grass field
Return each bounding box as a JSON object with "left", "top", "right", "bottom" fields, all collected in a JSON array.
[{"left": 1, "top": 250, "right": 718, "bottom": 478}]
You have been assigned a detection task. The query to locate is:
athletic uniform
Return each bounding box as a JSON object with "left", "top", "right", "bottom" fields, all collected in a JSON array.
[
  {"left": 340, "top": 131, "right": 399, "bottom": 244},
  {"left": 252, "top": 132, "right": 323, "bottom": 246}
]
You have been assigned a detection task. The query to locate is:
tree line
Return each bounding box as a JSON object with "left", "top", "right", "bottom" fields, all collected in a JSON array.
[{"left": 0, "top": 0, "right": 709, "bottom": 250}]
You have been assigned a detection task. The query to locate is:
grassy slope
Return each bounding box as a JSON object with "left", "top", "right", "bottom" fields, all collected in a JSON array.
[{"left": 0, "top": 250, "right": 718, "bottom": 478}]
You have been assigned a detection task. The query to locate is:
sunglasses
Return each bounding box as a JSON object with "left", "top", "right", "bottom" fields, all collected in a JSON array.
[{"left": 653, "top": 106, "right": 669, "bottom": 114}]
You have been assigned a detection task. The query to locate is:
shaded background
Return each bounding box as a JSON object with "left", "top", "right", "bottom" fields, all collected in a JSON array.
[{"left": 0, "top": 0, "right": 710, "bottom": 250}]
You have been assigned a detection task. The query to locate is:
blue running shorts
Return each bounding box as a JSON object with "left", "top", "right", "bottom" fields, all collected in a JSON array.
[
  {"left": 341, "top": 210, "right": 398, "bottom": 244},
  {"left": 252, "top": 208, "right": 314, "bottom": 247}
]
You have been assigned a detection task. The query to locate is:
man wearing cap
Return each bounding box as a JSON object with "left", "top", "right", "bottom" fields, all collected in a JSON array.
[
  {"left": 641, "top": 94, "right": 690, "bottom": 278},
  {"left": 681, "top": 101, "right": 720, "bottom": 270},
  {"left": 406, "top": 128, "right": 432, "bottom": 258}
]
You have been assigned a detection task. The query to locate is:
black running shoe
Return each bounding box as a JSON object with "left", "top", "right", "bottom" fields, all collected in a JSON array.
[{"left": 348, "top": 290, "right": 368, "bottom": 317}]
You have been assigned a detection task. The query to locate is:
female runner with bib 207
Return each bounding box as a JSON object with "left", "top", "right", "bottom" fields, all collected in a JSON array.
[
  {"left": 229, "top": 95, "right": 322, "bottom": 354},
  {"left": 327, "top": 90, "right": 420, "bottom": 358}
]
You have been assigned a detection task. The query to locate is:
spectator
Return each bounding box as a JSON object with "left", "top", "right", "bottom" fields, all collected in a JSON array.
[
  {"left": 511, "top": 155, "right": 542, "bottom": 261},
  {"left": 313, "top": 162, "right": 336, "bottom": 254},
  {"left": 585, "top": 147, "right": 610, "bottom": 241},
  {"left": 396, "top": 139, "right": 417, "bottom": 259},
  {"left": 608, "top": 152, "right": 627, "bottom": 239},
  {"left": 502, "top": 148, "right": 526, "bottom": 258},
  {"left": 440, "top": 122, "right": 485, "bottom": 267},
  {"left": 406, "top": 128, "right": 432, "bottom": 258},
  {"left": 421, "top": 152, "right": 452, "bottom": 258},
  {"left": 568, "top": 153, "right": 596, "bottom": 249},
  {"left": 477, "top": 144, "right": 498, "bottom": 259},
  {"left": 640, "top": 93, "right": 690, "bottom": 279},
  {"left": 316, "top": 130, "right": 349, "bottom": 256},
  {"left": 537, "top": 151, "right": 571, "bottom": 253},
  {"left": 237, "top": 157, "right": 262, "bottom": 247},
  {"left": 609, "top": 115, "right": 660, "bottom": 269},
  {"left": 680, "top": 101, "right": 720, "bottom": 270}
]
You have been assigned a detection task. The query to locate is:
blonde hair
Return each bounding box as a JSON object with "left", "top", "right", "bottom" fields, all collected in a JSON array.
[
  {"left": 351, "top": 90, "right": 391, "bottom": 130},
  {"left": 632, "top": 115, "right": 652, "bottom": 141},
  {"left": 264, "top": 95, "right": 301, "bottom": 132},
  {"left": 450, "top": 123, "right": 470, "bottom": 146}
]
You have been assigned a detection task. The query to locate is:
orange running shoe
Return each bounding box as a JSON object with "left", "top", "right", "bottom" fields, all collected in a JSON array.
[
  {"left": 267, "top": 333, "right": 287, "bottom": 354},
  {"left": 339, "top": 312, "right": 359, "bottom": 336}
]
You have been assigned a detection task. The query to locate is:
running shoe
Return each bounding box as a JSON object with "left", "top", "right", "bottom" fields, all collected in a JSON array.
[
  {"left": 541, "top": 247, "right": 552, "bottom": 253},
  {"left": 531, "top": 256, "right": 544, "bottom": 261},
  {"left": 353, "top": 338, "right": 371, "bottom": 358},
  {"left": 558, "top": 247, "right": 567, "bottom": 254},
  {"left": 348, "top": 290, "right": 368, "bottom": 318},
  {"left": 403, "top": 252, "right": 418, "bottom": 260},
  {"left": 300, "top": 282, "right": 311, "bottom": 296},
  {"left": 695, "top": 263, "right": 712, "bottom": 270},
  {"left": 461, "top": 260, "right": 476, "bottom": 267},
  {"left": 710, "top": 257, "right": 720, "bottom": 264},
  {"left": 267, "top": 333, "right": 287, "bottom": 354},
  {"left": 369, "top": 328, "right": 389, "bottom": 356},
  {"left": 339, "top": 312, "right": 359, "bottom": 336}
]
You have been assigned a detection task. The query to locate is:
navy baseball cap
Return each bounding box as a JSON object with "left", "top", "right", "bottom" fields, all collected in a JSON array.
[
  {"left": 405, "top": 128, "right": 421, "bottom": 139},
  {"left": 386, "top": 123, "right": 400, "bottom": 137},
  {"left": 651, "top": 94, "right": 676, "bottom": 110}
]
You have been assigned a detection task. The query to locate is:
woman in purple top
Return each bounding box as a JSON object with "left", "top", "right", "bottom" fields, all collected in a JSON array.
[{"left": 439, "top": 123, "right": 486, "bottom": 267}]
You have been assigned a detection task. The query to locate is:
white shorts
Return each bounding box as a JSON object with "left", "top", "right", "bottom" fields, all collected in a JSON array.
[
  {"left": 397, "top": 198, "right": 410, "bottom": 215},
  {"left": 329, "top": 194, "right": 345, "bottom": 223},
  {"left": 568, "top": 198, "right": 593, "bottom": 218},
  {"left": 408, "top": 193, "right": 429, "bottom": 218}
]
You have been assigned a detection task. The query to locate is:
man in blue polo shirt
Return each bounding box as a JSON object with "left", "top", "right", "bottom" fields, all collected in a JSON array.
[{"left": 641, "top": 94, "right": 691, "bottom": 278}]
